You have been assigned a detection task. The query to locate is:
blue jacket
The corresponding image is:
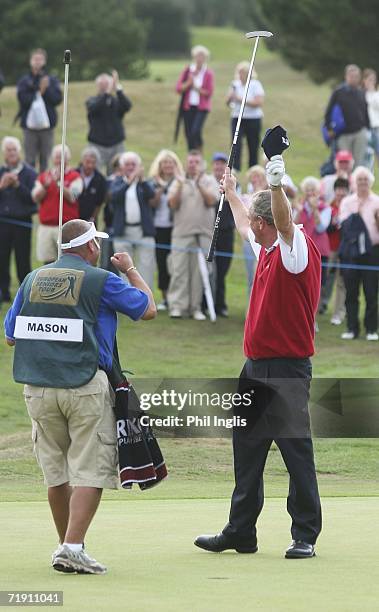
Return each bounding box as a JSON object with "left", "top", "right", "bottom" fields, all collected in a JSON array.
[
  {"left": 0, "top": 163, "right": 37, "bottom": 220},
  {"left": 17, "top": 71, "right": 62, "bottom": 129},
  {"left": 110, "top": 176, "right": 156, "bottom": 238}
]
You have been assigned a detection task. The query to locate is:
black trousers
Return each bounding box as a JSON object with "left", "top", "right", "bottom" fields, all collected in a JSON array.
[
  {"left": 0, "top": 221, "right": 32, "bottom": 299},
  {"left": 155, "top": 227, "right": 172, "bottom": 292},
  {"left": 183, "top": 107, "right": 208, "bottom": 150},
  {"left": 223, "top": 357, "right": 322, "bottom": 545},
  {"left": 215, "top": 228, "right": 234, "bottom": 312},
  {"left": 342, "top": 245, "right": 379, "bottom": 335},
  {"left": 231, "top": 117, "right": 262, "bottom": 171}
]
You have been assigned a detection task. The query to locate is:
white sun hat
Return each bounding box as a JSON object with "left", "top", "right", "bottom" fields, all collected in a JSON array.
[{"left": 60, "top": 222, "right": 109, "bottom": 249}]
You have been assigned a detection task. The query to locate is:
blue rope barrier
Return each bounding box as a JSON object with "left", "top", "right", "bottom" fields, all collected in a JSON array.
[
  {"left": 0, "top": 216, "right": 33, "bottom": 229},
  {"left": 1, "top": 217, "right": 379, "bottom": 271},
  {"left": 111, "top": 237, "right": 379, "bottom": 271}
]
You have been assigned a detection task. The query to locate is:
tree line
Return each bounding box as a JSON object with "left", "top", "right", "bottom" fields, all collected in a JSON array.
[{"left": 1, "top": 0, "right": 377, "bottom": 84}]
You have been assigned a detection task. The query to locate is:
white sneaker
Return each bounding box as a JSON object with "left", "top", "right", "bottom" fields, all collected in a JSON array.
[
  {"left": 157, "top": 302, "right": 167, "bottom": 311},
  {"left": 51, "top": 544, "right": 64, "bottom": 565},
  {"left": 330, "top": 316, "right": 342, "bottom": 325},
  {"left": 366, "top": 333, "right": 379, "bottom": 341},
  {"left": 53, "top": 544, "right": 107, "bottom": 574},
  {"left": 170, "top": 309, "right": 182, "bottom": 318},
  {"left": 193, "top": 311, "right": 206, "bottom": 321},
  {"left": 341, "top": 332, "right": 355, "bottom": 340}
]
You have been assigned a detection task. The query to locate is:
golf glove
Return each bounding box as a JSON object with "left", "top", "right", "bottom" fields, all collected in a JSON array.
[{"left": 266, "top": 155, "right": 285, "bottom": 187}]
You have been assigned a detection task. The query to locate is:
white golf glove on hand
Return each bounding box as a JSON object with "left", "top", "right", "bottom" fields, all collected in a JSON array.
[{"left": 266, "top": 154, "right": 285, "bottom": 187}]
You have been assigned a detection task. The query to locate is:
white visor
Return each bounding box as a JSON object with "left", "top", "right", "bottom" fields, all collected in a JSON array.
[{"left": 60, "top": 223, "right": 109, "bottom": 249}]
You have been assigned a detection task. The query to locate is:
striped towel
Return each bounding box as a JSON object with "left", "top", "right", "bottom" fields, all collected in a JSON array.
[{"left": 113, "top": 377, "right": 168, "bottom": 490}]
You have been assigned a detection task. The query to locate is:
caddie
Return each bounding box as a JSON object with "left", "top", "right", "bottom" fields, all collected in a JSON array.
[{"left": 4, "top": 219, "right": 156, "bottom": 574}]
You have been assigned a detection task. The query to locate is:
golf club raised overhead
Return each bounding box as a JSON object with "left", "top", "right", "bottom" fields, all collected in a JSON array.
[
  {"left": 246, "top": 31, "right": 273, "bottom": 39},
  {"left": 57, "top": 49, "right": 71, "bottom": 258},
  {"left": 206, "top": 31, "right": 274, "bottom": 263}
]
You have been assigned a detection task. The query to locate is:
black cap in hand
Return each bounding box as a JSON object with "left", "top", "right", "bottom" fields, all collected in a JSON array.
[{"left": 261, "top": 125, "right": 290, "bottom": 160}]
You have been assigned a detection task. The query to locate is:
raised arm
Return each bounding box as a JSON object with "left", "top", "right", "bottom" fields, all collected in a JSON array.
[
  {"left": 110, "top": 252, "right": 156, "bottom": 320},
  {"left": 221, "top": 167, "right": 250, "bottom": 240},
  {"left": 266, "top": 155, "right": 294, "bottom": 246}
]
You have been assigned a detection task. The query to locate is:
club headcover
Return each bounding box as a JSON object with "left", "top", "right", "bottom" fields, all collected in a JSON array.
[{"left": 261, "top": 125, "right": 290, "bottom": 160}]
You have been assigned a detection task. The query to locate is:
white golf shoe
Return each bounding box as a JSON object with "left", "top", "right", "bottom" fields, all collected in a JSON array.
[
  {"left": 52, "top": 544, "right": 107, "bottom": 574},
  {"left": 330, "top": 316, "right": 342, "bottom": 325},
  {"left": 169, "top": 308, "right": 182, "bottom": 318},
  {"left": 341, "top": 332, "right": 355, "bottom": 340},
  {"left": 193, "top": 311, "right": 206, "bottom": 321},
  {"left": 366, "top": 333, "right": 379, "bottom": 341}
]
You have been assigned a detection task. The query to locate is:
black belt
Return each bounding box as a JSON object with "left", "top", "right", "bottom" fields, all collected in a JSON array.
[{"left": 125, "top": 222, "right": 141, "bottom": 227}]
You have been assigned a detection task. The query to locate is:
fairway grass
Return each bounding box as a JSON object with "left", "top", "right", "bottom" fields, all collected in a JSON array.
[
  {"left": 1, "top": 436, "right": 378, "bottom": 502},
  {"left": 1, "top": 498, "right": 378, "bottom": 612}
]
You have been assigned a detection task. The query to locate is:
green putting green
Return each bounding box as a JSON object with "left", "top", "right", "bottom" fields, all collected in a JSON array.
[{"left": 1, "top": 497, "right": 378, "bottom": 611}]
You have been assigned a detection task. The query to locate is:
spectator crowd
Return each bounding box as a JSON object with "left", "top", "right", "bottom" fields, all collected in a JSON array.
[{"left": 1, "top": 48, "right": 379, "bottom": 340}]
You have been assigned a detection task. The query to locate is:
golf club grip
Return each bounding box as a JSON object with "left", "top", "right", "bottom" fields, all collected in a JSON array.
[
  {"left": 206, "top": 194, "right": 225, "bottom": 262},
  {"left": 227, "top": 143, "right": 237, "bottom": 171},
  {"left": 207, "top": 143, "right": 237, "bottom": 263}
]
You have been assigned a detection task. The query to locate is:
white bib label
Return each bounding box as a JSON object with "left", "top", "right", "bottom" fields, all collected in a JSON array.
[{"left": 14, "top": 316, "right": 83, "bottom": 342}]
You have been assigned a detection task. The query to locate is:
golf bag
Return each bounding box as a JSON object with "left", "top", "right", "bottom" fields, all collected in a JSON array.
[{"left": 107, "top": 345, "right": 168, "bottom": 490}]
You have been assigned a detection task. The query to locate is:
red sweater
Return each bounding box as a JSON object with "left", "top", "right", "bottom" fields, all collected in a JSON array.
[
  {"left": 38, "top": 168, "right": 81, "bottom": 225},
  {"left": 176, "top": 66, "right": 214, "bottom": 112},
  {"left": 297, "top": 200, "right": 330, "bottom": 257},
  {"left": 328, "top": 199, "right": 341, "bottom": 252},
  {"left": 244, "top": 233, "right": 321, "bottom": 360}
]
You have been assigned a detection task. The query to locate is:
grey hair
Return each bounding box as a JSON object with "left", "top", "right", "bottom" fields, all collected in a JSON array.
[
  {"left": 1, "top": 136, "right": 22, "bottom": 153},
  {"left": 81, "top": 146, "right": 101, "bottom": 165},
  {"left": 300, "top": 175, "right": 320, "bottom": 193},
  {"left": 191, "top": 45, "right": 210, "bottom": 60},
  {"left": 119, "top": 151, "right": 142, "bottom": 167},
  {"left": 51, "top": 144, "right": 70, "bottom": 161},
  {"left": 351, "top": 165, "right": 375, "bottom": 187},
  {"left": 96, "top": 73, "right": 112, "bottom": 87},
  {"left": 248, "top": 190, "right": 274, "bottom": 225}
]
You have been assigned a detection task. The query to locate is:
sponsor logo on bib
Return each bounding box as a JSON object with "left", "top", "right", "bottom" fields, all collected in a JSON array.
[{"left": 30, "top": 268, "right": 84, "bottom": 306}]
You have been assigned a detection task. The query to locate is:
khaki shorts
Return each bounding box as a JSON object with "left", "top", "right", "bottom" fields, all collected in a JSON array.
[
  {"left": 36, "top": 224, "right": 59, "bottom": 263},
  {"left": 24, "top": 370, "right": 118, "bottom": 489}
]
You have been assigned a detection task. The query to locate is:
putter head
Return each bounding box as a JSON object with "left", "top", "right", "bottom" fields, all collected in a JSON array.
[
  {"left": 63, "top": 50, "right": 71, "bottom": 64},
  {"left": 245, "top": 31, "right": 273, "bottom": 39}
]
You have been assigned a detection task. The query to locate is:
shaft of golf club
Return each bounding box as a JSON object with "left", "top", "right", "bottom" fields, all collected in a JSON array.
[
  {"left": 206, "top": 36, "right": 261, "bottom": 263},
  {"left": 57, "top": 51, "right": 71, "bottom": 258}
]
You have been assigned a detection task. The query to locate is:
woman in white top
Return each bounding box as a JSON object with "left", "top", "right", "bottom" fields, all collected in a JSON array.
[
  {"left": 363, "top": 68, "right": 379, "bottom": 166},
  {"left": 226, "top": 61, "right": 265, "bottom": 171},
  {"left": 149, "top": 150, "right": 184, "bottom": 310}
]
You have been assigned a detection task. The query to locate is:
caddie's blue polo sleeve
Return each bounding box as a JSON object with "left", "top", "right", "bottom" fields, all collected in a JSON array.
[
  {"left": 95, "top": 273, "right": 149, "bottom": 369},
  {"left": 4, "top": 287, "right": 24, "bottom": 341},
  {"left": 100, "top": 273, "right": 149, "bottom": 320}
]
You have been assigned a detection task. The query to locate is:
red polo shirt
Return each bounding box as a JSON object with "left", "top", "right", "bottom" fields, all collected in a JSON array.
[
  {"left": 38, "top": 168, "right": 81, "bottom": 225},
  {"left": 244, "top": 232, "right": 321, "bottom": 359}
]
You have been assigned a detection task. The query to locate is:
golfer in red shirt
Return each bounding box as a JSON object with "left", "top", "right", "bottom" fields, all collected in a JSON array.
[{"left": 195, "top": 156, "right": 322, "bottom": 559}]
